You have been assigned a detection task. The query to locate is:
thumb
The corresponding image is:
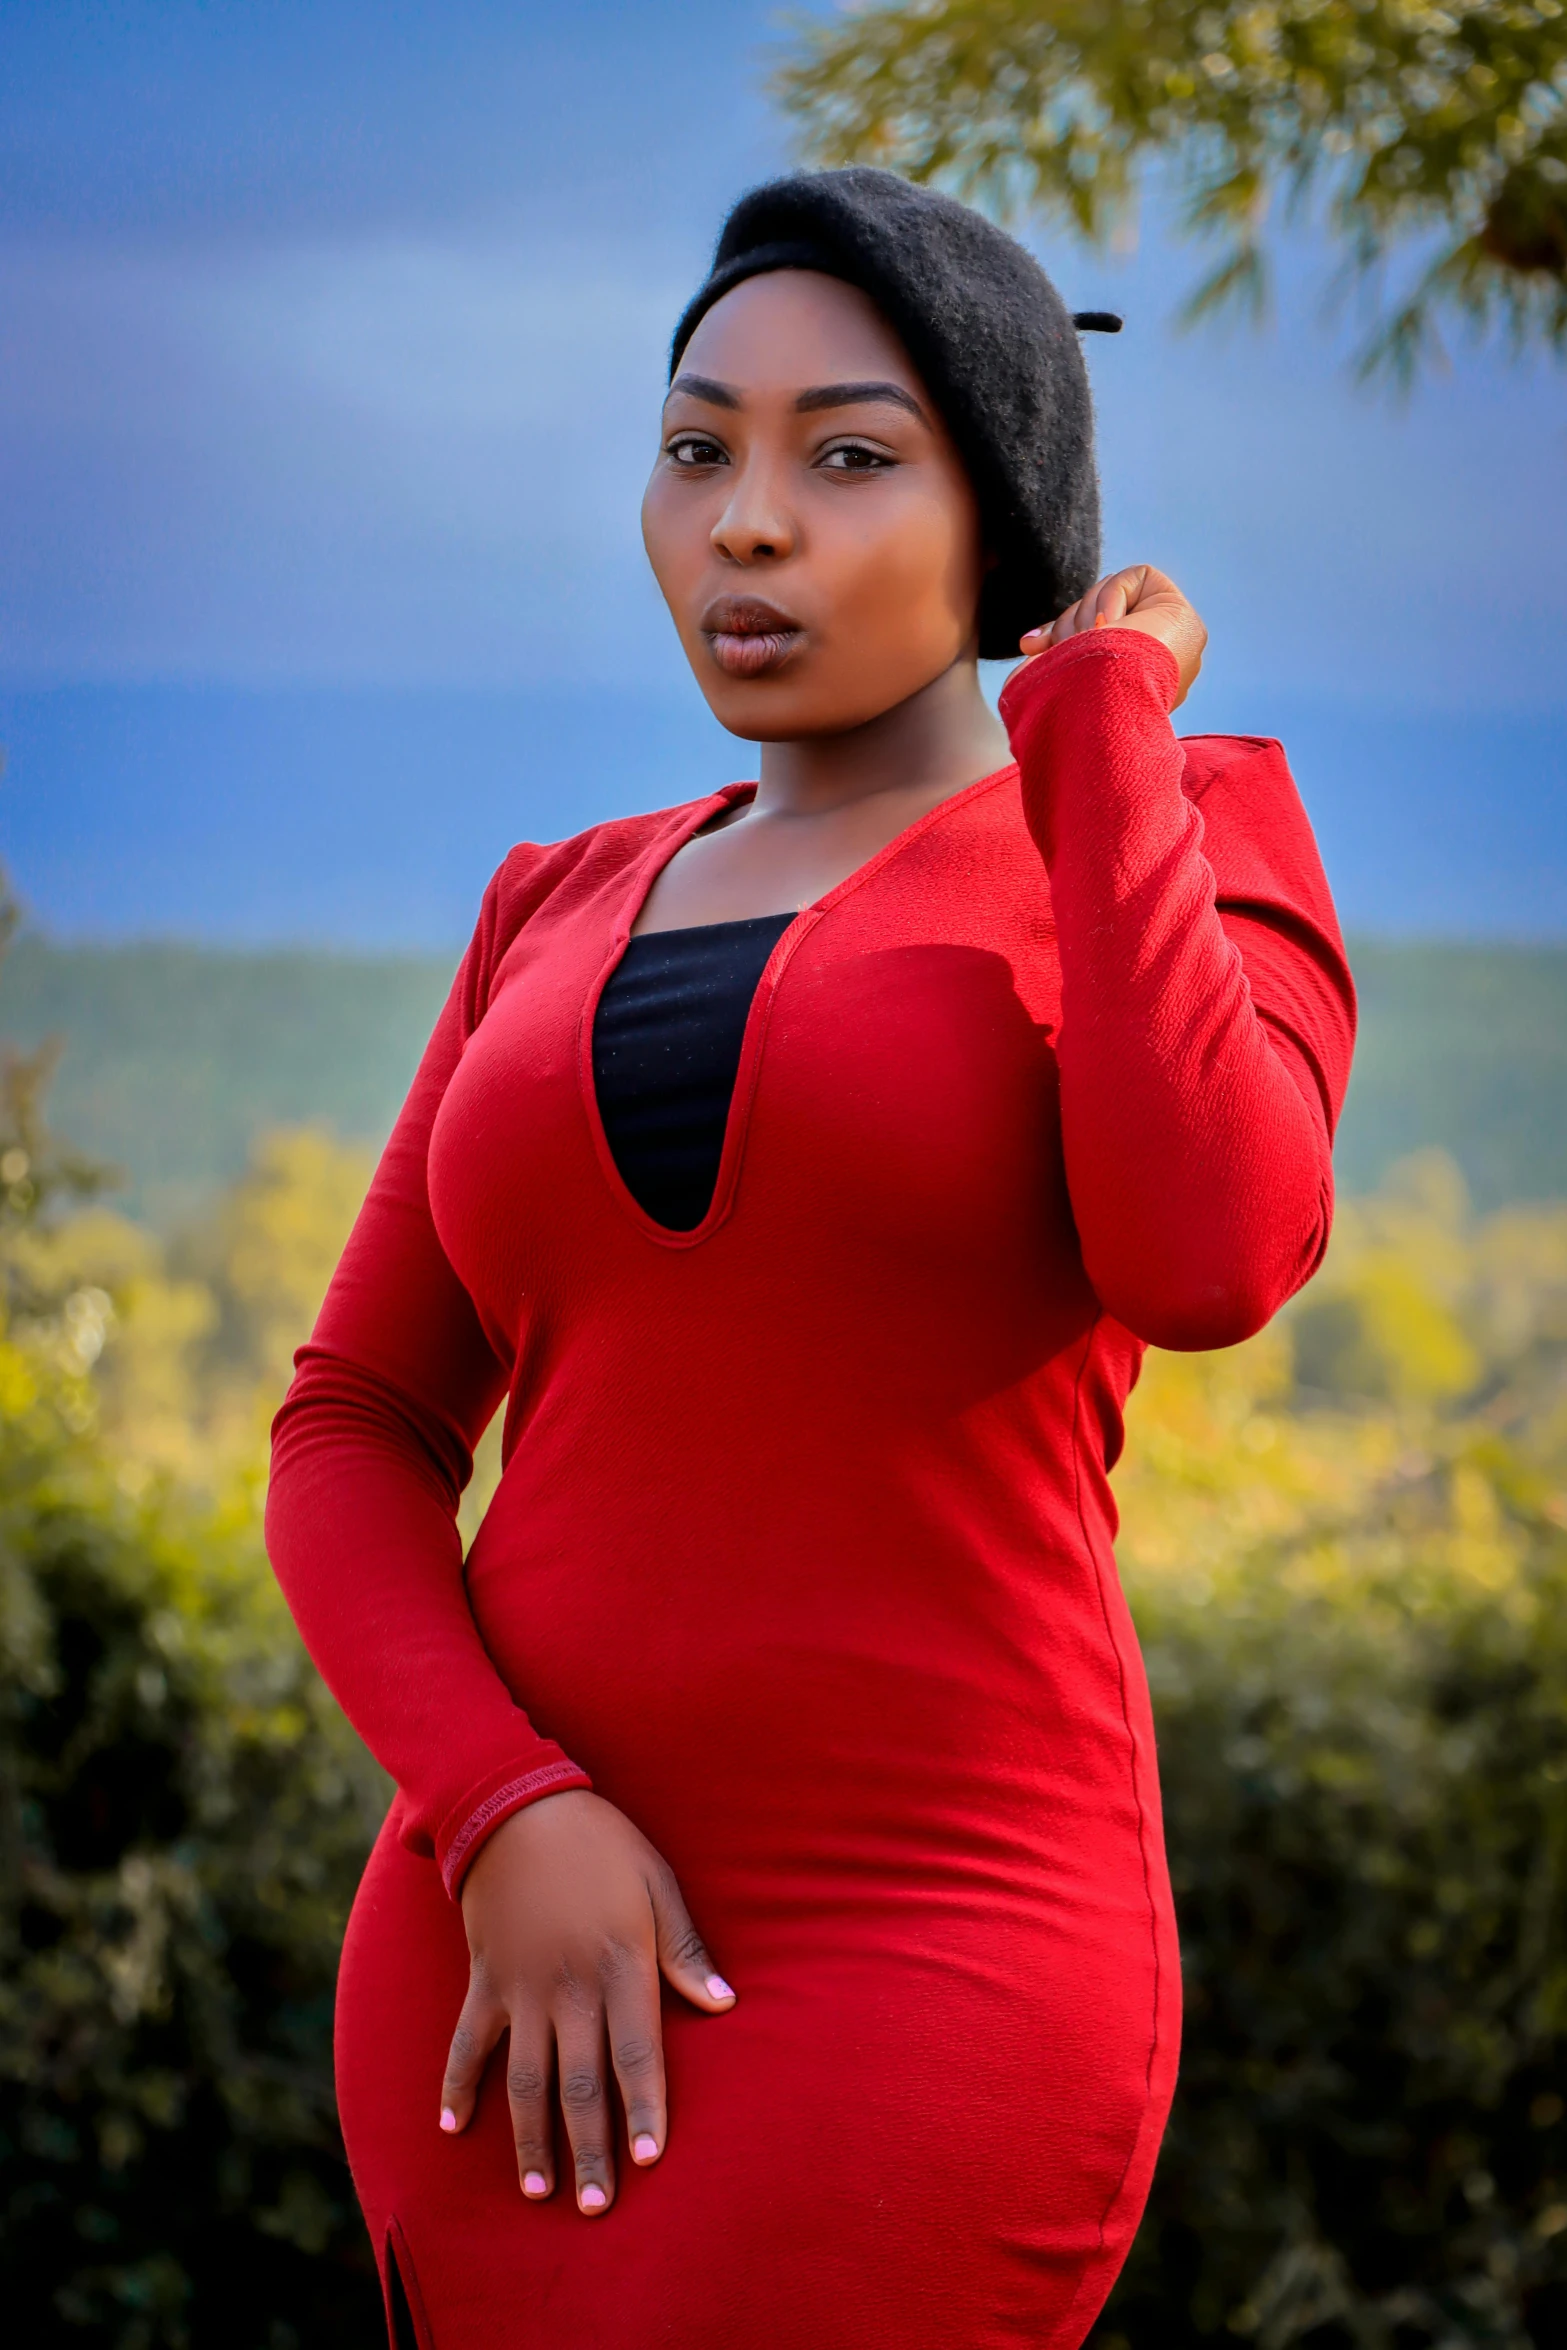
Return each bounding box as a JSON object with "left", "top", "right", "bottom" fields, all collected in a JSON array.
[{"left": 646, "top": 1864, "right": 736, "bottom": 2012}]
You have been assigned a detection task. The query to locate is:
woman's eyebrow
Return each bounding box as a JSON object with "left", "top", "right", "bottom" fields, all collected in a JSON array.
[
  {"left": 665, "top": 373, "right": 929, "bottom": 423},
  {"left": 795, "top": 380, "right": 928, "bottom": 421},
  {"left": 668, "top": 373, "right": 741, "bottom": 408}
]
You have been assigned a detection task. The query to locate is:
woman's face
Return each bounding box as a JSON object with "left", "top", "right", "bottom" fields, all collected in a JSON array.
[{"left": 641, "top": 270, "right": 988, "bottom": 742}]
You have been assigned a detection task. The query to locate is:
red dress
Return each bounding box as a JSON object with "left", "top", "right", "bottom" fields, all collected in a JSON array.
[{"left": 267, "top": 632, "right": 1355, "bottom": 2349}]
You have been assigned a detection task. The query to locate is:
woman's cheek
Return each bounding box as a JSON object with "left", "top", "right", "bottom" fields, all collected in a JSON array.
[
  {"left": 861, "top": 505, "right": 978, "bottom": 673},
  {"left": 640, "top": 477, "right": 704, "bottom": 610}
]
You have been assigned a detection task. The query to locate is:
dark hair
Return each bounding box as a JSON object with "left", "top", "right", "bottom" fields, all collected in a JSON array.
[{"left": 671, "top": 168, "right": 1105, "bottom": 657}]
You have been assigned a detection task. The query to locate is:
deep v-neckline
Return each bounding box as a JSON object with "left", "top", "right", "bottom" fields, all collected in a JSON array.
[{"left": 575, "top": 762, "right": 1018, "bottom": 1247}]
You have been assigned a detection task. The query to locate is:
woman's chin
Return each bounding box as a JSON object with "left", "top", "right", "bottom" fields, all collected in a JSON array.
[
  {"left": 694, "top": 667, "right": 818, "bottom": 741},
  {"left": 695, "top": 668, "right": 962, "bottom": 748}
]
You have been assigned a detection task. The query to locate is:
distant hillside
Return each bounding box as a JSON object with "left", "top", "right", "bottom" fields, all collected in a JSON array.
[
  {"left": 0, "top": 939, "right": 450, "bottom": 1226},
  {"left": 1335, "top": 942, "right": 1567, "bottom": 1207},
  {"left": 2, "top": 935, "right": 1564, "bottom": 1222}
]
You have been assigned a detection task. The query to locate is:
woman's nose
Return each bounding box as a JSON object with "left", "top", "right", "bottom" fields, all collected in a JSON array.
[{"left": 711, "top": 459, "right": 797, "bottom": 566}]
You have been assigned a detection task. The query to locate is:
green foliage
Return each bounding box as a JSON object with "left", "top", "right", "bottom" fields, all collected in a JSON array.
[
  {"left": 776, "top": 0, "right": 1567, "bottom": 376},
  {"left": 1115, "top": 1510, "right": 1567, "bottom": 2347},
  {"left": 0, "top": 872, "right": 119, "bottom": 1297},
  {"left": 0, "top": 1364, "right": 389, "bottom": 2347},
  {"left": 0, "top": 903, "right": 389, "bottom": 2346},
  {"left": 1106, "top": 1159, "right": 1567, "bottom": 2346}
]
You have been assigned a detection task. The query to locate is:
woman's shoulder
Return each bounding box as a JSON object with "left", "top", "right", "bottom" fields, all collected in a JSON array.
[
  {"left": 1177, "top": 728, "right": 1292, "bottom": 800},
  {"left": 483, "top": 789, "right": 741, "bottom": 943},
  {"left": 454, "top": 789, "right": 747, "bottom": 1019},
  {"left": 1176, "top": 730, "right": 1337, "bottom": 928}
]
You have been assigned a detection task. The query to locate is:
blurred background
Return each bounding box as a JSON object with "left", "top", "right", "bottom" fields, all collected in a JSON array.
[{"left": 2, "top": 4, "right": 1565, "bottom": 2346}]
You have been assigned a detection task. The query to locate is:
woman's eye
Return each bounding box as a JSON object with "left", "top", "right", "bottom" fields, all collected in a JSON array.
[
  {"left": 818, "top": 443, "right": 895, "bottom": 474},
  {"left": 667, "top": 435, "right": 726, "bottom": 467}
]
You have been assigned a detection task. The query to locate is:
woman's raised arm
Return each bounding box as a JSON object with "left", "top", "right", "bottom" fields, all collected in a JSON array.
[{"left": 1000, "top": 581, "right": 1357, "bottom": 1352}]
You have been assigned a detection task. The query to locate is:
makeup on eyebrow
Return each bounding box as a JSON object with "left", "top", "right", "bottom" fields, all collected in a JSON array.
[
  {"left": 668, "top": 372, "right": 741, "bottom": 409},
  {"left": 794, "top": 380, "right": 927, "bottom": 420}
]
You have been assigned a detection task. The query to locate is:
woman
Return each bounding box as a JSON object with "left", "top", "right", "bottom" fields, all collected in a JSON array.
[{"left": 267, "top": 167, "right": 1355, "bottom": 2350}]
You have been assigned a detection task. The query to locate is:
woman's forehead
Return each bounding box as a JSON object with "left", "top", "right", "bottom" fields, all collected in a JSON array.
[{"left": 677, "top": 269, "right": 922, "bottom": 397}]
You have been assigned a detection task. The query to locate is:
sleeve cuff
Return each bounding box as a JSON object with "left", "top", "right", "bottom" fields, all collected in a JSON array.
[
  {"left": 997, "top": 628, "right": 1181, "bottom": 746},
  {"left": 432, "top": 1755, "right": 594, "bottom": 1897}
]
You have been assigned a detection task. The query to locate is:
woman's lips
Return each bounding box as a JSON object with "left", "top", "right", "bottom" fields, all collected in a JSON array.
[
  {"left": 709, "top": 628, "right": 800, "bottom": 678},
  {"left": 701, "top": 597, "right": 803, "bottom": 679}
]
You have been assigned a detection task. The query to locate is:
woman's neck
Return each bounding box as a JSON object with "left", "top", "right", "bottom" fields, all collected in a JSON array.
[{"left": 754, "top": 658, "right": 1010, "bottom": 821}]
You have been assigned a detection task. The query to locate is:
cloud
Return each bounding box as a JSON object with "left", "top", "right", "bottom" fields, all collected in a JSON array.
[{"left": 0, "top": 229, "right": 691, "bottom": 688}]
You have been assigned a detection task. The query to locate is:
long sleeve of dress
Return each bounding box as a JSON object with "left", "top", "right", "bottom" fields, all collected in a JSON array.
[
  {"left": 265, "top": 850, "right": 592, "bottom": 1896},
  {"left": 998, "top": 628, "right": 1357, "bottom": 1352}
]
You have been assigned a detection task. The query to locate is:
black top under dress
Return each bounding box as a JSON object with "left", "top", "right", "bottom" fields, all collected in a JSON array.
[{"left": 592, "top": 913, "right": 795, "bottom": 1231}]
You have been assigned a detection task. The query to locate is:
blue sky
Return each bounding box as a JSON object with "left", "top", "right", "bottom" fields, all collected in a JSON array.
[{"left": 1, "top": 0, "right": 1564, "bottom": 944}]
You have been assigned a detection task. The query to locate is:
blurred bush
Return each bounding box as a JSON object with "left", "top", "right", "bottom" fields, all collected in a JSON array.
[
  {"left": 1, "top": 908, "right": 1564, "bottom": 2346},
  {"left": 0, "top": 1372, "right": 389, "bottom": 2347},
  {"left": 1103, "top": 1156, "right": 1567, "bottom": 2349},
  {"left": 0, "top": 994, "right": 388, "bottom": 2346}
]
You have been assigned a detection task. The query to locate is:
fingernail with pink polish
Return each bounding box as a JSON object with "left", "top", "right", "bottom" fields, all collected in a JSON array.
[
  {"left": 439, "top": 2108, "right": 458, "bottom": 2133},
  {"left": 633, "top": 2133, "right": 659, "bottom": 2162},
  {"left": 705, "top": 1973, "right": 735, "bottom": 2000},
  {"left": 579, "top": 2183, "right": 607, "bottom": 2211},
  {"left": 523, "top": 2171, "right": 548, "bottom": 2197}
]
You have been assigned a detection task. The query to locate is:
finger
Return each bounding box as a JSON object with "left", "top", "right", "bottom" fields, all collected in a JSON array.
[
  {"left": 602, "top": 1941, "right": 668, "bottom": 2167},
  {"left": 1021, "top": 571, "right": 1130, "bottom": 655},
  {"left": 1024, "top": 600, "right": 1075, "bottom": 653},
  {"left": 647, "top": 1863, "right": 736, "bottom": 2012},
  {"left": 555, "top": 1996, "right": 616, "bottom": 2215},
  {"left": 1092, "top": 568, "right": 1138, "bottom": 627},
  {"left": 440, "top": 1983, "right": 505, "bottom": 2135},
  {"left": 505, "top": 2007, "right": 556, "bottom": 2201},
  {"left": 1076, "top": 574, "right": 1124, "bottom": 634}
]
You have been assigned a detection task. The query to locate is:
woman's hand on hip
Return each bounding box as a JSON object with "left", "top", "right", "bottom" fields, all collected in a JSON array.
[
  {"left": 437, "top": 1788, "right": 735, "bottom": 2215},
  {"left": 1020, "top": 564, "right": 1207, "bottom": 709}
]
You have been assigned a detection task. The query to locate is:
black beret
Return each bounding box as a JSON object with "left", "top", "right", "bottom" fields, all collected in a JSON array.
[{"left": 670, "top": 168, "right": 1107, "bottom": 659}]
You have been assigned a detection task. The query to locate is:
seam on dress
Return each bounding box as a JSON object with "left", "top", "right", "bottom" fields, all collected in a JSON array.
[
  {"left": 696, "top": 909, "right": 817, "bottom": 1235},
  {"left": 1069, "top": 1312, "right": 1166, "bottom": 2258},
  {"left": 811, "top": 759, "right": 1018, "bottom": 922},
  {"left": 441, "top": 1758, "right": 588, "bottom": 1894},
  {"left": 385, "top": 2217, "right": 436, "bottom": 2350}
]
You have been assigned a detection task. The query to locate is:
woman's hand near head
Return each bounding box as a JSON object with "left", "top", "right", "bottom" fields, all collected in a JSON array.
[
  {"left": 1021, "top": 564, "right": 1207, "bottom": 710},
  {"left": 438, "top": 1789, "right": 735, "bottom": 2215}
]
